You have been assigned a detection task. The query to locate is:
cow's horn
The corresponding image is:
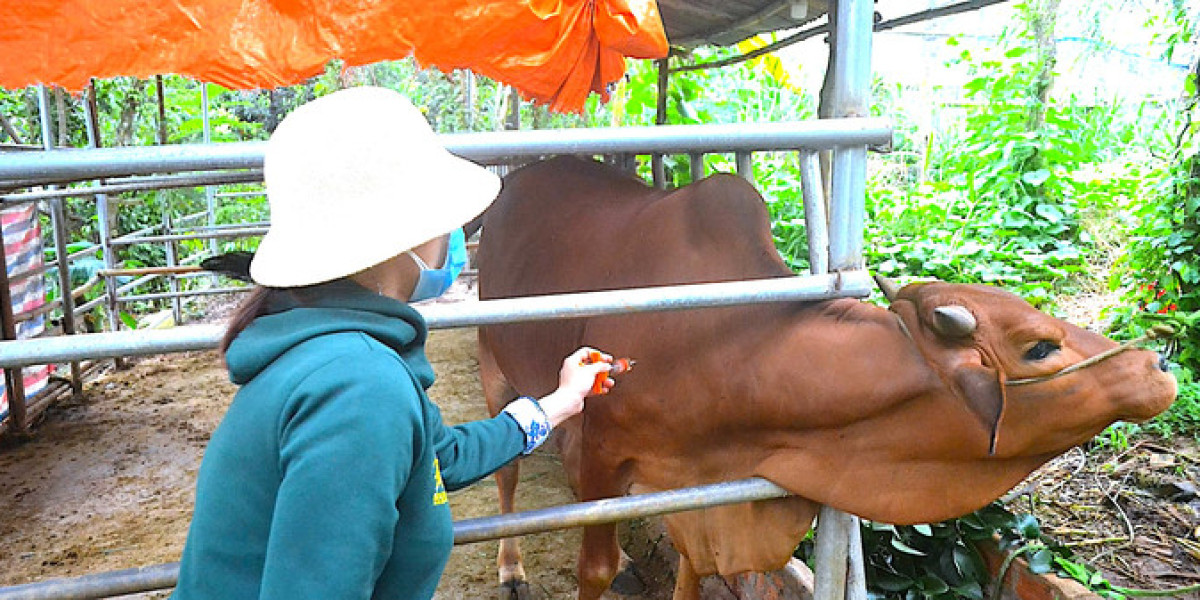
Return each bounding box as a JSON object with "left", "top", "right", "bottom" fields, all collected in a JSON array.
[
  {"left": 932, "top": 305, "right": 977, "bottom": 338},
  {"left": 874, "top": 275, "right": 902, "bottom": 302}
]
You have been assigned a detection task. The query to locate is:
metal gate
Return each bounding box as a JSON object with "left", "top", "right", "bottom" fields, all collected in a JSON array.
[{"left": 0, "top": 0, "right": 884, "bottom": 597}]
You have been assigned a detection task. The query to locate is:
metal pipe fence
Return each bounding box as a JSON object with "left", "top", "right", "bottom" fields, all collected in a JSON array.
[
  {"left": 0, "top": 478, "right": 790, "bottom": 600},
  {"left": 0, "top": 55, "right": 886, "bottom": 598},
  {"left": 0, "top": 271, "right": 872, "bottom": 368},
  {"left": 0, "top": 171, "right": 263, "bottom": 204},
  {"left": 108, "top": 227, "right": 267, "bottom": 246},
  {"left": 0, "top": 119, "right": 891, "bottom": 187}
]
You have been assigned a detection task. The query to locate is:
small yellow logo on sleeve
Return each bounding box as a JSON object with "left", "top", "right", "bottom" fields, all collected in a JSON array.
[{"left": 432, "top": 458, "right": 448, "bottom": 505}]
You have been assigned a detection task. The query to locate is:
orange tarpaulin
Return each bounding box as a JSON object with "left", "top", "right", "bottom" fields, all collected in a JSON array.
[{"left": 0, "top": 0, "right": 668, "bottom": 112}]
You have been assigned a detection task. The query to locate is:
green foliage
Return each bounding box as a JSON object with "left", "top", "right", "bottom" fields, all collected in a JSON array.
[
  {"left": 853, "top": 507, "right": 1003, "bottom": 600},
  {"left": 863, "top": 27, "right": 1120, "bottom": 304},
  {"left": 1111, "top": 143, "right": 1200, "bottom": 372},
  {"left": 795, "top": 504, "right": 1125, "bottom": 600}
]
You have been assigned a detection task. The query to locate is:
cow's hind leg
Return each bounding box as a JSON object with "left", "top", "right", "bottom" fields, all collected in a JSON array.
[{"left": 478, "top": 333, "right": 531, "bottom": 599}]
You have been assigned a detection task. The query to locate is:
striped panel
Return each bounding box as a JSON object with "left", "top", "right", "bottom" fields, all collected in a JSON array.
[{"left": 0, "top": 203, "right": 51, "bottom": 422}]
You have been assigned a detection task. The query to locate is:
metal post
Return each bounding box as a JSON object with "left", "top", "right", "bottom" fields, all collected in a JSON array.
[
  {"left": 653, "top": 58, "right": 669, "bottom": 189},
  {"left": 39, "top": 86, "right": 83, "bottom": 395},
  {"left": 84, "top": 83, "right": 126, "bottom": 366},
  {"left": 735, "top": 151, "right": 753, "bottom": 183},
  {"left": 826, "top": 0, "right": 873, "bottom": 272},
  {"left": 812, "top": 0, "right": 875, "bottom": 598},
  {"left": 813, "top": 505, "right": 854, "bottom": 600},
  {"left": 464, "top": 71, "right": 475, "bottom": 130},
  {"left": 846, "top": 520, "right": 867, "bottom": 600},
  {"left": 161, "top": 209, "right": 183, "bottom": 325},
  {"left": 47, "top": 200, "right": 82, "bottom": 395},
  {"left": 799, "top": 151, "right": 830, "bottom": 275},
  {"left": 689, "top": 152, "right": 704, "bottom": 183},
  {"left": 200, "top": 83, "right": 218, "bottom": 259}
]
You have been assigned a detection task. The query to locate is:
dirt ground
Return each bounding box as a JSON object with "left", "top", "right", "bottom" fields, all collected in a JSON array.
[
  {"left": 0, "top": 287, "right": 674, "bottom": 599},
  {"left": 0, "top": 285, "right": 1197, "bottom": 599}
]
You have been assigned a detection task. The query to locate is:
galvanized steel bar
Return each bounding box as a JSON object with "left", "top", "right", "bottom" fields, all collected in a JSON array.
[
  {"left": 201, "top": 85, "right": 218, "bottom": 257},
  {"left": 826, "top": 0, "right": 874, "bottom": 272},
  {"left": 420, "top": 270, "right": 871, "bottom": 329},
  {"left": 451, "top": 119, "right": 892, "bottom": 168},
  {"left": 736, "top": 151, "right": 753, "bottom": 182},
  {"left": 799, "top": 151, "right": 830, "bottom": 275},
  {"left": 0, "top": 171, "right": 263, "bottom": 204},
  {"left": 816, "top": 1, "right": 875, "bottom": 599},
  {"left": 846, "top": 520, "right": 868, "bottom": 600},
  {"left": 213, "top": 190, "right": 265, "bottom": 199},
  {"left": 453, "top": 477, "right": 789, "bottom": 544},
  {"left": 119, "top": 286, "right": 249, "bottom": 304},
  {"left": 813, "top": 505, "right": 854, "bottom": 600},
  {"left": 162, "top": 210, "right": 183, "bottom": 324},
  {"left": 84, "top": 86, "right": 123, "bottom": 340},
  {"left": 108, "top": 228, "right": 267, "bottom": 246},
  {"left": 0, "top": 271, "right": 872, "bottom": 368},
  {"left": 0, "top": 562, "right": 181, "bottom": 600},
  {"left": 689, "top": 153, "right": 704, "bottom": 182},
  {"left": 40, "top": 85, "right": 83, "bottom": 392},
  {"left": 48, "top": 198, "right": 83, "bottom": 394},
  {"left": 0, "top": 478, "right": 791, "bottom": 600},
  {"left": 0, "top": 120, "right": 892, "bottom": 187}
]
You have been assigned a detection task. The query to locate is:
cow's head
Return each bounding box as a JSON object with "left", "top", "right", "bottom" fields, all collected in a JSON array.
[
  {"left": 757, "top": 277, "right": 1176, "bottom": 527},
  {"left": 883, "top": 277, "right": 1177, "bottom": 459}
]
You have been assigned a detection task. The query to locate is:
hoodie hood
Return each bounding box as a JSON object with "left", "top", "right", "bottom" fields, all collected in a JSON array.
[{"left": 225, "top": 279, "right": 434, "bottom": 387}]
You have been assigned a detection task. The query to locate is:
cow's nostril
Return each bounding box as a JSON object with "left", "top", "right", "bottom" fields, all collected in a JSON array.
[{"left": 1157, "top": 353, "right": 1170, "bottom": 372}]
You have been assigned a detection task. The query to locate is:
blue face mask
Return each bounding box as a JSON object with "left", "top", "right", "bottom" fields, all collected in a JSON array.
[{"left": 406, "top": 228, "right": 467, "bottom": 303}]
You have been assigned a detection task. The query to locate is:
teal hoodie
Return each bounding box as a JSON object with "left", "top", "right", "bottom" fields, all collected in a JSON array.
[{"left": 172, "top": 280, "right": 525, "bottom": 600}]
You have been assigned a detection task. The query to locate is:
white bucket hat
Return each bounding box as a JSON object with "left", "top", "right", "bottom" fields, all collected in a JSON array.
[{"left": 249, "top": 86, "right": 501, "bottom": 288}]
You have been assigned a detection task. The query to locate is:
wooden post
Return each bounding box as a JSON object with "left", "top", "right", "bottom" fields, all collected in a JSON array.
[{"left": 155, "top": 75, "right": 168, "bottom": 145}]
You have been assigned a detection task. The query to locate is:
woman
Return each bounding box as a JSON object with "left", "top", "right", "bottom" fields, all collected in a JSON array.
[{"left": 172, "top": 87, "right": 613, "bottom": 600}]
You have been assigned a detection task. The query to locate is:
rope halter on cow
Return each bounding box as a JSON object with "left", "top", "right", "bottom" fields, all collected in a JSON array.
[
  {"left": 1005, "top": 324, "right": 1176, "bottom": 386},
  {"left": 875, "top": 275, "right": 1177, "bottom": 387}
]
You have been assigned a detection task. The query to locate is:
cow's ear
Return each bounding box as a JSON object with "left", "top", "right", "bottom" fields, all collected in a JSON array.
[{"left": 952, "top": 364, "right": 1006, "bottom": 455}]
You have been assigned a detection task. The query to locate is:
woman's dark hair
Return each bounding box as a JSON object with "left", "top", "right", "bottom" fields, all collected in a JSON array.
[
  {"left": 220, "top": 282, "right": 338, "bottom": 361},
  {"left": 221, "top": 287, "right": 275, "bottom": 357}
]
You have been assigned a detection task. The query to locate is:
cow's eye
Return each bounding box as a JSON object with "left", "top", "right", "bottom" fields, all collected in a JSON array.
[{"left": 1024, "top": 340, "right": 1060, "bottom": 361}]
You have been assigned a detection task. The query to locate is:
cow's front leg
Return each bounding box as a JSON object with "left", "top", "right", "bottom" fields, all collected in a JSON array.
[
  {"left": 578, "top": 522, "right": 621, "bottom": 600},
  {"left": 494, "top": 461, "right": 529, "bottom": 599},
  {"left": 477, "top": 335, "right": 531, "bottom": 599}
]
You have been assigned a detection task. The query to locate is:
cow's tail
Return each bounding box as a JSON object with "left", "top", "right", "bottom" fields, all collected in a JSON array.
[{"left": 200, "top": 251, "right": 256, "bottom": 283}]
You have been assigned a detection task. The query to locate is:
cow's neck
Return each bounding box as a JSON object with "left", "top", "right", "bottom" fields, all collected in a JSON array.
[{"left": 735, "top": 298, "right": 938, "bottom": 432}]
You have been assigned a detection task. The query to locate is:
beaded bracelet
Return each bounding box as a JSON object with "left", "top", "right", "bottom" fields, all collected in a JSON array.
[{"left": 502, "top": 396, "right": 551, "bottom": 455}]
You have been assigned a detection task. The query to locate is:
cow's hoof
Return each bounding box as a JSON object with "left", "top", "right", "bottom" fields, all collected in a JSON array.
[
  {"left": 609, "top": 563, "right": 646, "bottom": 595},
  {"left": 498, "top": 579, "right": 538, "bottom": 600}
]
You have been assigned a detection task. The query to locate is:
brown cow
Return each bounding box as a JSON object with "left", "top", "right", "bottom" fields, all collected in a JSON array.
[{"left": 475, "top": 156, "right": 1177, "bottom": 600}]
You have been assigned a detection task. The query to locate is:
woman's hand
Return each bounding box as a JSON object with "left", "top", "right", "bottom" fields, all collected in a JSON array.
[{"left": 537, "top": 347, "right": 613, "bottom": 428}]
